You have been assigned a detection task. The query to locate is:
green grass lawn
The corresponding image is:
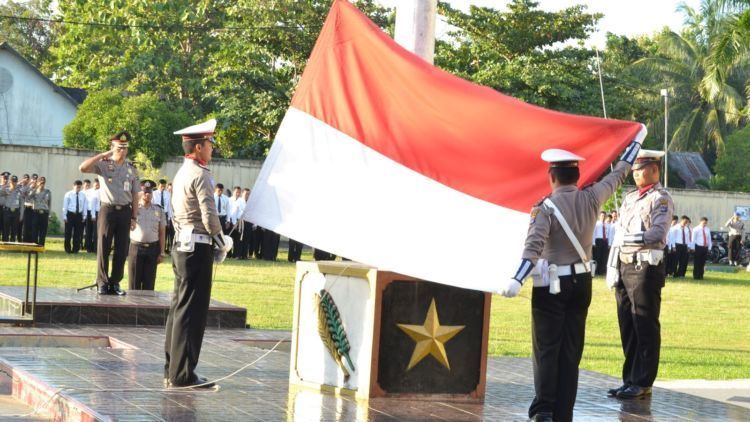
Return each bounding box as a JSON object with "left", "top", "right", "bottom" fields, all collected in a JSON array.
[{"left": 1, "top": 238, "right": 749, "bottom": 380}]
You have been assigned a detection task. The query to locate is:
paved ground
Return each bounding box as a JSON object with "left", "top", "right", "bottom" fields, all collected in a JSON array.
[
  {"left": 1, "top": 325, "right": 749, "bottom": 421},
  {"left": 654, "top": 379, "right": 750, "bottom": 410}
]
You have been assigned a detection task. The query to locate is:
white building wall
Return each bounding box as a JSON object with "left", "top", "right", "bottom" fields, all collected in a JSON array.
[{"left": 0, "top": 49, "right": 78, "bottom": 147}]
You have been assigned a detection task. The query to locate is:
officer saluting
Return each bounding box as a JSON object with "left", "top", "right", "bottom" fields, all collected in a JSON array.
[
  {"left": 79, "top": 131, "right": 140, "bottom": 295},
  {"left": 500, "top": 130, "right": 644, "bottom": 422},
  {"left": 128, "top": 180, "right": 166, "bottom": 290},
  {"left": 164, "top": 119, "right": 232, "bottom": 389},
  {"left": 606, "top": 150, "right": 673, "bottom": 400}
]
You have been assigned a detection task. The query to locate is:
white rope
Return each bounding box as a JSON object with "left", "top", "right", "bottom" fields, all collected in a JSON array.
[{"left": 592, "top": 27, "right": 620, "bottom": 211}]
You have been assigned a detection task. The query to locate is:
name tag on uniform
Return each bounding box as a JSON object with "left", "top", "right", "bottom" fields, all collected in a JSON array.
[{"left": 124, "top": 181, "right": 131, "bottom": 191}]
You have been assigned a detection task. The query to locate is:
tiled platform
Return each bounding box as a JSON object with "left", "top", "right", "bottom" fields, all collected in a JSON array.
[
  {"left": 0, "top": 325, "right": 748, "bottom": 421},
  {"left": 0, "top": 287, "right": 247, "bottom": 328}
]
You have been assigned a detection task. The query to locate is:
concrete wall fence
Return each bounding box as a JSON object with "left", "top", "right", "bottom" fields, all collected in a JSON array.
[{"left": 0, "top": 144, "right": 263, "bottom": 220}]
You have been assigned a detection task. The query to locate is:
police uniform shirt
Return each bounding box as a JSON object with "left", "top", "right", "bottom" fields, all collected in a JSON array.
[
  {"left": 153, "top": 189, "right": 172, "bottom": 218},
  {"left": 20, "top": 184, "right": 33, "bottom": 207},
  {"left": 1, "top": 186, "right": 22, "bottom": 211},
  {"left": 63, "top": 190, "right": 88, "bottom": 215},
  {"left": 130, "top": 203, "right": 166, "bottom": 243},
  {"left": 691, "top": 225, "right": 712, "bottom": 248},
  {"left": 92, "top": 159, "right": 141, "bottom": 205},
  {"left": 0, "top": 183, "right": 8, "bottom": 208},
  {"left": 726, "top": 219, "right": 745, "bottom": 236},
  {"left": 84, "top": 188, "right": 100, "bottom": 215},
  {"left": 29, "top": 189, "right": 51, "bottom": 211},
  {"left": 172, "top": 158, "right": 223, "bottom": 236},
  {"left": 522, "top": 161, "right": 632, "bottom": 265},
  {"left": 617, "top": 183, "right": 674, "bottom": 254}
]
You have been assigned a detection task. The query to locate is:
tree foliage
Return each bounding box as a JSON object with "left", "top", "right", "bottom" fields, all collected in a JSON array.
[
  {"left": 711, "top": 124, "right": 750, "bottom": 192},
  {"left": 0, "top": 0, "right": 57, "bottom": 70},
  {"left": 63, "top": 90, "right": 192, "bottom": 167}
]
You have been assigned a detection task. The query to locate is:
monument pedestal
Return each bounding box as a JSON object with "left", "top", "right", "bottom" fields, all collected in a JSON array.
[{"left": 289, "top": 261, "right": 490, "bottom": 401}]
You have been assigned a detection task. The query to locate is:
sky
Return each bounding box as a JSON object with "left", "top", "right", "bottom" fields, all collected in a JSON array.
[{"left": 376, "top": 0, "right": 703, "bottom": 48}]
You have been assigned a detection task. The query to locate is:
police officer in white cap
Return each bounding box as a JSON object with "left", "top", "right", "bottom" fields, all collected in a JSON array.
[
  {"left": 605, "top": 149, "right": 673, "bottom": 400},
  {"left": 500, "top": 128, "right": 645, "bottom": 422},
  {"left": 164, "top": 119, "right": 232, "bottom": 389}
]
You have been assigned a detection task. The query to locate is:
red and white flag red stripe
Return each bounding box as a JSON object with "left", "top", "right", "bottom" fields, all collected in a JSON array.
[{"left": 245, "top": 0, "right": 644, "bottom": 292}]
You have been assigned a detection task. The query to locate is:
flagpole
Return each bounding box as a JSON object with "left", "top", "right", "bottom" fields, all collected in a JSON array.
[{"left": 394, "top": 0, "right": 437, "bottom": 64}]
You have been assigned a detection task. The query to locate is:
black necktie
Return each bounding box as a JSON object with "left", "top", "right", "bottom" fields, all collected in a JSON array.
[
  {"left": 160, "top": 192, "right": 165, "bottom": 208},
  {"left": 218, "top": 196, "right": 222, "bottom": 213},
  {"left": 75, "top": 193, "right": 79, "bottom": 213}
]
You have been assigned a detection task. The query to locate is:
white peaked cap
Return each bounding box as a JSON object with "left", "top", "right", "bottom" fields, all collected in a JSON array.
[
  {"left": 636, "top": 149, "right": 665, "bottom": 159},
  {"left": 174, "top": 118, "right": 217, "bottom": 136},
  {"left": 541, "top": 149, "right": 585, "bottom": 165}
]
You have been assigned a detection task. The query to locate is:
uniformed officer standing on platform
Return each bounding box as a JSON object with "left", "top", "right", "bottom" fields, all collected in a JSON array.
[
  {"left": 165, "top": 119, "right": 232, "bottom": 389},
  {"left": 606, "top": 150, "right": 673, "bottom": 400},
  {"left": 28, "top": 176, "right": 51, "bottom": 246},
  {"left": 1, "top": 175, "right": 22, "bottom": 242},
  {"left": 500, "top": 132, "right": 644, "bottom": 422},
  {"left": 128, "top": 180, "right": 166, "bottom": 290},
  {"left": 79, "top": 131, "right": 140, "bottom": 295}
]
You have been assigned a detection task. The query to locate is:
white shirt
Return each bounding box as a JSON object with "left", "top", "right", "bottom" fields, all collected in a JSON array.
[
  {"left": 62, "top": 190, "right": 88, "bottom": 215},
  {"left": 692, "top": 225, "right": 712, "bottom": 248},
  {"left": 593, "top": 221, "right": 609, "bottom": 242},
  {"left": 674, "top": 225, "right": 693, "bottom": 248},
  {"left": 667, "top": 224, "right": 681, "bottom": 249},
  {"left": 227, "top": 196, "right": 245, "bottom": 224},
  {"left": 607, "top": 223, "right": 616, "bottom": 247},
  {"left": 153, "top": 189, "right": 172, "bottom": 217},
  {"left": 214, "top": 193, "right": 229, "bottom": 217},
  {"left": 84, "top": 188, "right": 100, "bottom": 215}
]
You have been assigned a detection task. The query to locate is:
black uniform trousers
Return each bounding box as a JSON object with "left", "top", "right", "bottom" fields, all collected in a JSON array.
[
  {"left": 164, "top": 243, "right": 213, "bottom": 385},
  {"left": 693, "top": 245, "right": 708, "bottom": 279},
  {"left": 728, "top": 235, "right": 742, "bottom": 263},
  {"left": 31, "top": 210, "right": 49, "bottom": 246},
  {"left": 21, "top": 206, "right": 33, "bottom": 242},
  {"left": 2, "top": 207, "right": 19, "bottom": 242},
  {"left": 85, "top": 211, "right": 97, "bottom": 252},
  {"left": 0, "top": 206, "right": 4, "bottom": 239},
  {"left": 230, "top": 226, "right": 242, "bottom": 259},
  {"left": 616, "top": 261, "right": 665, "bottom": 388},
  {"left": 593, "top": 238, "right": 609, "bottom": 275},
  {"left": 251, "top": 226, "right": 263, "bottom": 258},
  {"left": 165, "top": 220, "right": 174, "bottom": 253},
  {"left": 287, "top": 238, "right": 304, "bottom": 262},
  {"left": 529, "top": 271, "right": 592, "bottom": 422},
  {"left": 313, "top": 248, "right": 337, "bottom": 261},
  {"left": 665, "top": 247, "right": 677, "bottom": 276},
  {"left": 64, "top": 211, "right": 84, "bottom": 253},
  {"left": 674, "top": 244, "right": 689, "bottom": 277},
  {"left": 128, "top": 241, "right": 160, "bottom": 290},
  {"left": 96, "top": 204, "right": 131, "bottom": 289},
  {"left": 261, "top": 230, "right": 280, "bottom": 261}
]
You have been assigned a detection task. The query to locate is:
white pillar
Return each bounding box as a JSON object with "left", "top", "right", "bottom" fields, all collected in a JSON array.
[{"left": 394, "top": 0, "right": 437, "bottom": 64}]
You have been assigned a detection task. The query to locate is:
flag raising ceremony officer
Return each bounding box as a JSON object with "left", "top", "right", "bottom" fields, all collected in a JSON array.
[
  {"left": 164, "top": 119, "right": 232, "bottom": 389},
  {"left": 79, "top": 131, "right": 140, "bottom": 295},
  {"left": 606, "top": 150, "right": 674, "bottom": 400},
  {"left": 501, "top": 133, "right": 643, "bottom": 422}
]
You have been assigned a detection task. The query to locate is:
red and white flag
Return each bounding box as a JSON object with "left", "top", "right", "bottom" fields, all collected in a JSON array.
[{"left": 246, "top": 0, "right": 644, "bottom": 292}]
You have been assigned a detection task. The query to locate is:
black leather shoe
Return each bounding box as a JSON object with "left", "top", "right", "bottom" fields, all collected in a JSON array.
[
  {"left": 97, "top": 286, "right": 110, "bottom": 295},
  {"left": 529, "top": 412, "right": 553, "bottom": 422},
  {"left": 168, "top": 375, "right": 216, "bottom": 390},
  {"left": 607, "top": 384, "right": 629, "bottom": 397},
  {"left": 110, "top": 283, "right": 127, "bottom": 296},
  {"left": 617, "top": 385, "right": 652, "bottom": 399}
]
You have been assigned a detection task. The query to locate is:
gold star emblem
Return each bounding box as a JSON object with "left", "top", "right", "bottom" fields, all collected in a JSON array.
[{"left": 397, "top": 298, "right": 465, "bottom": 371}]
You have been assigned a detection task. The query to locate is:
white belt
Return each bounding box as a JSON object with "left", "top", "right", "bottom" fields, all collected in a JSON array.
[
  {"left": 555, "top": 261, "right": 594, "bottom": 277},
  {"left": 192, "top": 234, "right": 211, "bottom": 244}
]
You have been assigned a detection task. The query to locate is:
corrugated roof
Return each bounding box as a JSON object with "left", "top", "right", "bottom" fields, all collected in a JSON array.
[{"left": 669, "top": 152, "right": 713, "bottom": 189}]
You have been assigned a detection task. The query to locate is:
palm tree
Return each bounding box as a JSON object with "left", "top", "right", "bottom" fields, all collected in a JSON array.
[{"left": 631, "top": 0, "right": 749, "bottom": 158}]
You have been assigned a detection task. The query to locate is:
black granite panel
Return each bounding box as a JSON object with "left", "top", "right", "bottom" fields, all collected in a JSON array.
[
  {"left": 221, "top": 310, "right": 247, "bottom": 329},
  {"left": 50, "top": 306, "right": 81, "bottom": 324},
  {"left": 80, "top": 306, "right": 110, "bottom": 325},
  {"left": 136, "top": 308, "right": 165, "bottom": 326},
  {"left": 32, "top": 305, "right": 51, "bottom": 324},
  {"left": 205, "top": 311, "right": 220, "bottom": 328},
  {"left": 107, "top": 307, "right": 137, "bottom": 325}
]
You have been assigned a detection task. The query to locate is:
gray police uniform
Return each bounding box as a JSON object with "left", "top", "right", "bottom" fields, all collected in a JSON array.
[
  {"left": 20, "top": 183, "right": 34, "bottom": 242},
  {"left": 91, "top": 159, "right": 140, "bottom": 292},
  {"left": 1, "top": 185, "right": 22, "bottom": 242},
  {"left": 164, "top": 157, "right": 222, "bottom": 386},
  {"left": 29, "top": 188, "right": 51, "bottom": 246},
  {"left": 513, "top": 140, "right": 640, "bottom": 422},
  {"left": 128, "top": 203, "right": 166, "bottom": 290},
  {"left": 0, "top": 181, "right": 7, "bottom": 240},
  {"left": 615, "top": 183, "right": 673, "bottom": 390},
  {"left": 726, "top": 218, "right": 745, "bottom": 264}
]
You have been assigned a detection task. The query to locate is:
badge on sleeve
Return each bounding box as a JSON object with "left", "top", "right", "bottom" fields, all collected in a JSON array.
[
  {"left": 530, "top": 208, "right": 540, "bottom": 224},
  {"left": 658, "top": 198, "right": 669, "bottom": 212}
]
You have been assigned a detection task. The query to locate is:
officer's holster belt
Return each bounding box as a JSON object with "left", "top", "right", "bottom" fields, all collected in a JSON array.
[
  {"left": 619, "top": 249, "right": 664, "bottom": 265},
  {"left": 556, "top": 261, "right": 595, "bottom": 277},
  {"left": 132, "top": 241, "right": 159, "bottom": 247},
  {"left": 103, "top": 204, "right": 132, "bottom": 211}
]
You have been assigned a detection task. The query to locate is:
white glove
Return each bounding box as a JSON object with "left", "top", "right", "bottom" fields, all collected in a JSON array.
[
  {"left": 213, "top": 248, "right": 228, "bottom": 263},
  {"left": 499, "top": 278, "right": 522, "bottom": 298},
  {"left": 212, "top": 233, "right": 233, "bottom": 253}
]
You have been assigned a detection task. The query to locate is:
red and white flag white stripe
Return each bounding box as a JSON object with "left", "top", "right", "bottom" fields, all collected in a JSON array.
[{"left": 245, "top": 0, "right": 644, "bottom": 292}]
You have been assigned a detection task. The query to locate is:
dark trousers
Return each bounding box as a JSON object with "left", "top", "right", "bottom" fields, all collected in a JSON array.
[
  {"left": 230, "top": 226, "right": 242, "bottom": 258},
  {"left": 31, "top": 210, "right": 49, "bottom": 246},
  {"left": 64, "top": 212, "right": 84, "bottom": 253},
  {"left": 675, "top": 244, "right": 689, "bottom": 277},
  {"left": 287, "top": 238, "right": 304, "bottom": 262},
  {"left": 665, "top": 247, "right": 677, "bottom": 276},
  {"left": 693, "top": 245, "right": 708, "bottom": 279},
  {"left": 729, "top": 235, "right": 742, "bottom": 263},
  {"left": 21, "top": 206, "right": 33, "bottom": 242},
  {"left": 128, "top": 242, "right": 160, "bottom": 290},
  {"left": 616, "top": 261, "right": 664, "bottom": 388},
  {"left": 165, "top": 220, "right": 174, "bottom": 253},
  {"left": 261, "top": 230, "right": 280, "bottom": 261},
  {"left": 96, "top": 205, "right": 131, "bottom": 288},
  {"left": 251, "top": 227, "right": 263, "bottom": 258},
  {"left": 85, "top": 212, "right": 97, "bottom": 252},
  {"left": 313, "top": 248, "right": 336, "bottom": 261},
  {"left": 529, "top": 272, "right": 592, "bottom": 422},
  {"left": 0, "top": 206, "right": 4, "bottom": 239},
  {"left": 165, "top": 243, "right": 213, "bottom": 385},
  {"left": 2, "top": 208, "right": 19, "bottom": 242},
  {"left": 594, "top": 238, "right": 609, "bottom": 275}
]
